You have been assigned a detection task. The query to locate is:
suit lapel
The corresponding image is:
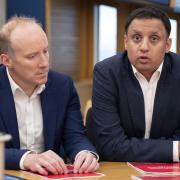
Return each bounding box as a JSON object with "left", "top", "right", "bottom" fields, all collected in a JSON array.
[
  {"left": 122, "top": 59, "right": 145, "bottom": 137},
  {"left": 0, "top": 67, "right": 20, "bottom": 148},
  {"left": 40, "top": 86, "right": 57, "bottom": 151}
]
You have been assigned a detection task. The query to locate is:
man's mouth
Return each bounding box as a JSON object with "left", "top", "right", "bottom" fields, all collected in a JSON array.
[{"left": 138, "top": 56, "right": 150, "bottom": 64}]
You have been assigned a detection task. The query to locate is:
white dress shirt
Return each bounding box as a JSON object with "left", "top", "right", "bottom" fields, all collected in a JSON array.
[
  {"left": 7, "top": 68, "right": 45, "bottom": 168},
  {"left": 132, "top": 63, "right": 179, "bottom": 162}
]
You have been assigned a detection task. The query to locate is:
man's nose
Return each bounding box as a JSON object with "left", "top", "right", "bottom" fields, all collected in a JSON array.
[
  {"left": 140, "top": 38, "right": 149, "bottom": 52},
  {"left": 39, "top": 54, "right": 49, "bottom": 67}
]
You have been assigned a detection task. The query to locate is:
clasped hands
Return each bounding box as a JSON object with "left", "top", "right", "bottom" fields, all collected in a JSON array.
[{"left": 23, "top": 150, "right": 99, "bottom": 175}]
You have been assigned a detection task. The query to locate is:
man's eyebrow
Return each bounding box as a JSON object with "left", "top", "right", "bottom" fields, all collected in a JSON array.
[
  {"left": 150, "top": 32, "right": 159, "bottom": 35},
  {"left": 24, "top": 51, "right": 38, "bottom": 56},
  {"left": 130, "top": 29, "right": 142, "bottom": 34},
  {"left": 130, "top": 29, "right": 160, "bottom": 35}
]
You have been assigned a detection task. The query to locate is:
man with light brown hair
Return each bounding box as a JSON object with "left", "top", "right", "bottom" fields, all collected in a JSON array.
[{"left": 0, "top": 16, "right": 99, "bottom": 175}]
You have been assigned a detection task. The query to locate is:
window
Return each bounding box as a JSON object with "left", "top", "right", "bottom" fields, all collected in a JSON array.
[
  {"left": 170, "top": 19, "right": 177, "bottom": 53},
  {"left": 95, "top": 5, "right": 117, "bottom": 62}
]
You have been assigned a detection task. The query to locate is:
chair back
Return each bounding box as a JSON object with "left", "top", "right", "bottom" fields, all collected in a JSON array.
[{"left": 85, "top": 107, "right": 96, "bottom": 145}]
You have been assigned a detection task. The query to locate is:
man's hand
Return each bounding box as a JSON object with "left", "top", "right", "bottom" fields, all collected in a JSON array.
[
  {"left": 73, "top": 151, "right": 99, "bottom": 173},
  {"left": 23, "top": 150, "right": 68, "bottom": 175}
]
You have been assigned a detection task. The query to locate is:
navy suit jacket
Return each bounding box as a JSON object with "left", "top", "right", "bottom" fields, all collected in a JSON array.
[
  {"left": 92, "top": 51, "right": 180, "bottom": 162},
  {"left": 0, "top": 65, "right": 96, "bottom": 169}
]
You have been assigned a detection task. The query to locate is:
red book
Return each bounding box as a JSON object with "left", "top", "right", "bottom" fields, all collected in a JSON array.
[
  {"left": 132, "top": 174, "right": 180, "bottom": 180},
  {"left": 128, "top": 162, "right": 180, "bottom": 175}
]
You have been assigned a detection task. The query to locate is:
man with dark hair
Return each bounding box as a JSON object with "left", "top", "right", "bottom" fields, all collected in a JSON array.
[
  {"left": 124, "top": 6, "right": 171, "bottom": 36},
  {"left": 0, "top": 16, "right": 99, "bottom": 174},
  {"left": 92, "top": 6, "right": 180, "bottom": 162}
]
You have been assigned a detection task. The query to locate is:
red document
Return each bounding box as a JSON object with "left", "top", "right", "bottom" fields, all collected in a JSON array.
[
  {"left": 128, "top": 162, "right": 180, "bottom": 175},
  {"left": 27, "top": 165, "right": 105, "bottom": 179},
  {"left": 132, "top": 174, "right": 180, "bottom": 180}
]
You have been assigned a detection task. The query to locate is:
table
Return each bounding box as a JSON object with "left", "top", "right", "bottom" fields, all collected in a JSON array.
[{"left": 5, "top": 162, "right": 141, "bottom": 180}]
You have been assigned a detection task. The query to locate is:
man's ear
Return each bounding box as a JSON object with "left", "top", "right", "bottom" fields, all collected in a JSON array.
[
  {"left": 166, "top": 38, "right": 172, "bottom": 53},
  {"left": 124, "top": 34, "right": 127, "bottom": 50},
  {"left": 0, "top": 54, "right": 13, "bottom": 68}
]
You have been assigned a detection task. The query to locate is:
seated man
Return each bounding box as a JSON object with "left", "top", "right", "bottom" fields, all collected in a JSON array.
[
  {"left": 92, "top": 6, "right": 180, "bottom": 162},
  {"left": 0, "top": 16, "right": 99, "bottom": 175}
]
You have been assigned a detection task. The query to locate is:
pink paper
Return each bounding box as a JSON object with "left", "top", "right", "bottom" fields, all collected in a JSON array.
[{"left": 30, "top": 164, "right": 104, "bottom": 179}]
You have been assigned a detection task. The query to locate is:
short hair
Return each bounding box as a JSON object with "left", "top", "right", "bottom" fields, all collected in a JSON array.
[
  {"left": 0, "top": 16, "right": 42, "bottom": 54},
  {"left": 125, "top": 6, "right": 171, "bottom": 37}
]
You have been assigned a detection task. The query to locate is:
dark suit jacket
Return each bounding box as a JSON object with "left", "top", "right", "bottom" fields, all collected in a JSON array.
[
  {"left": 92, "top": 51, "right": 180, "bottom": 162},
  {"left": 0, "top": 65, "right": 96, "bottom": 169}
]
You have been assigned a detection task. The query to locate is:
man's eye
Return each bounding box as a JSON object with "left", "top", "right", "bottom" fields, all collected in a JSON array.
[
  {"left": 43, "top": 49, "right": 49, "bottom": 55},
  {"left": 132, "top": 35, "right": 141, "bottom": 42},
  {"left": 150, "top": 36, "right": 159, "bottom": 42},
  {"left": 27, "top": 54, "right": 36, "bottom": 59}
]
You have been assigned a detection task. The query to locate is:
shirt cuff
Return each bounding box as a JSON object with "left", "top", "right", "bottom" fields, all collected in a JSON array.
[
  {"left": 19, "top": 151, "right": 32, "bottom": 170},
  {"left": 75, "top": 150, "right": 99, "bottom": 161},
  {"left": 173, "top": 141, "right": 179, "bottom": 162}
]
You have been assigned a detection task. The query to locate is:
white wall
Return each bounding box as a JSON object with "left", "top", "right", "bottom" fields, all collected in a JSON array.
[{"left": 0, "top": 0, "right": 6, "bottom": 27}]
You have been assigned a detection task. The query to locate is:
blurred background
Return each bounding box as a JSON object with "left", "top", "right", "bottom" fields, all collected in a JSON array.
[{"left": 0, "top": 0, "right": 180, "bottom": 116}]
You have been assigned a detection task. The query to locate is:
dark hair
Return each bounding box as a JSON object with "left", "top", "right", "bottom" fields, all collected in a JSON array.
[{"left": 125, "top": 6, "right": 171, "bottom": 37}]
